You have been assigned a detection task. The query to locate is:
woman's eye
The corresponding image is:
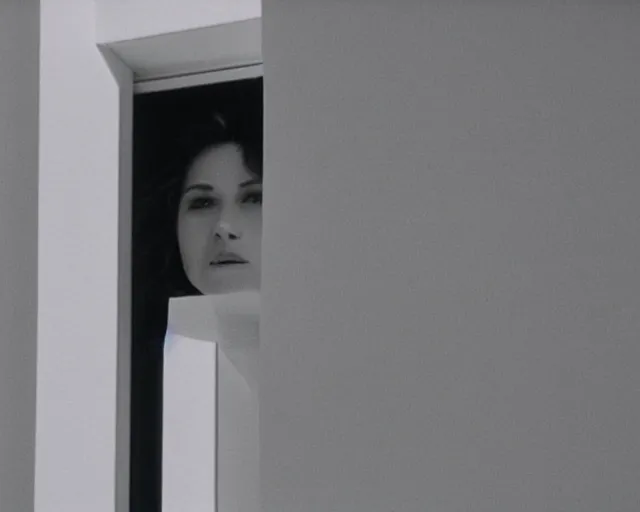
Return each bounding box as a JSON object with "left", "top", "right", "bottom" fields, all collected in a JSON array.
[
  {"left": 240, "top": 191, "right": 263, "bottom": 205},
  {"left": 187, "top": 196, "right": 217, "bottom": 210}
]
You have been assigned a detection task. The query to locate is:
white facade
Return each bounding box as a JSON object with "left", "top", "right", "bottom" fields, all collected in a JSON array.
[{"left": 1, "top": 1, "right": 639, "bottom": 511}]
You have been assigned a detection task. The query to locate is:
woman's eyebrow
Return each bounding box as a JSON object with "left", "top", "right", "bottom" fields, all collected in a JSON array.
[
  {"left": 183, "top": 183, "right": 214, "bottom": 194},
  {"left": 239, "top": 178, "right": 261, "bottom": 188}
]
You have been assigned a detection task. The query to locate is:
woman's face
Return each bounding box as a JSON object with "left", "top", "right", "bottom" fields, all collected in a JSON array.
[{"left": 177, "top": 143, "right": 263, "bottom": 295}]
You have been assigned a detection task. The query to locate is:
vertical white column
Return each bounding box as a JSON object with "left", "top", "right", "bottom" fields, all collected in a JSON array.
[
  {"left": 162, "top": 334, "right": 217, "bottom": 512},
  {"left": 36, "top": 1, "right": 131, "bottom": 511}
]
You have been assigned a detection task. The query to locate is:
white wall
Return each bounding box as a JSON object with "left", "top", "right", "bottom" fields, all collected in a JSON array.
[
  {"left": 0, "top": 1, "right": 40, "bottom": 511},
  {"left": 260, "top": 3, "right": 640, "bottom": 511},
  {"left": 36, "top": 1, "right": 129, "bottom": 511},
  {"left": 96, "top": 0, "right": 261, "bottom": 44}
]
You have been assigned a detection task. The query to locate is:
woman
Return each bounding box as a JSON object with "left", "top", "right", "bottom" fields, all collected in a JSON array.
[
  {"left": 138, "top": 80, "right": 264, "bottom": 300},
  {"left": 168, "top": 106, "right": 264, "bottom": 395},
  {"left": 134, "top": 78, "right": 263, "bottom": 388},
  {"left": 174, "top": 115, "right": 263, "bottom": 297}
]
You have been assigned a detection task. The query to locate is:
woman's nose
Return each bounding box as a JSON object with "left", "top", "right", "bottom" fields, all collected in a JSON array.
[{"left": 215, "top": 220, "right": 242, "bottom": 241}]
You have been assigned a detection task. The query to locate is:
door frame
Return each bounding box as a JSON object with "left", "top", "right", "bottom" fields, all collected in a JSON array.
[{"left": 101, "top": 18, "right": 262, "bottom": 512}]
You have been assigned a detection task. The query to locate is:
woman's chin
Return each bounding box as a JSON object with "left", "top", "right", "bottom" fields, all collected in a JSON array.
[{"left": 196, "top": 268, "right": 260, "bottom": 296}]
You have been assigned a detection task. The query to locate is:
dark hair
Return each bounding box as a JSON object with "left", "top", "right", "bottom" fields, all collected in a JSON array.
[{"left": 133, "top": 78, "right": 263, "bottom": 298}]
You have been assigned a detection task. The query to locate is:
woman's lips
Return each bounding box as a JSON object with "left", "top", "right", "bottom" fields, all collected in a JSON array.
[
  {"left": 211, "top": 261, "right": 247, "bottom": 267},
  {"left": 210, "top": 251, "right": 248, "bottom": 266}
]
